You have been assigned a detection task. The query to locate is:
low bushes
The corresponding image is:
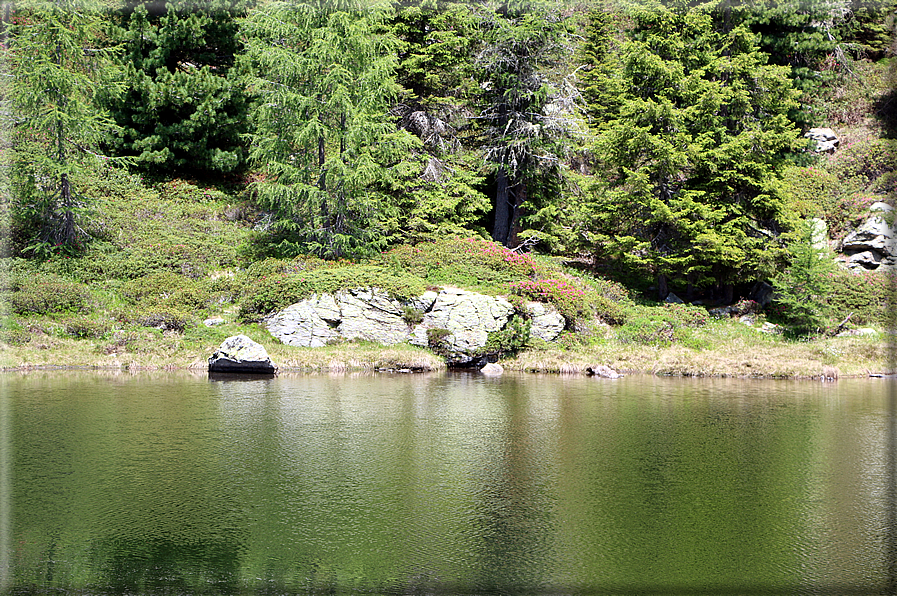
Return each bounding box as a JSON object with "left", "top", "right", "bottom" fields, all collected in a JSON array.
[
  {"left": 5, "top": 276, "right": 92, "bottom": 315},
  {"left": 616, "top": 303, "right": 709, "bottom": 347},
  {"left": 237, "top": 264, "right": 428, "bottom": 321}
]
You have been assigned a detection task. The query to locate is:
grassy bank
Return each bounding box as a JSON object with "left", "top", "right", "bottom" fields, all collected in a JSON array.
[
  {"left": 1, "top": 317, "right": 891, "bottom": 379},
  {"left": 1, "top": 169, "right": 894, "bottom": 380}
]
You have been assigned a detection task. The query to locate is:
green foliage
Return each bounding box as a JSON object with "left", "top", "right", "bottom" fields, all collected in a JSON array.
[
  {"left": 104, "top": 0, "right": 249, "bottom": 173},
  {"left": 243, "top": 0, "right": 418, "bottom": 258},
  {"left": 237, "top": 264, "right": 428, "bottom": 320},
  {"left": 426, "top": 327, "right": 452, "bottom": 356},
  {"left": 484, "top": 315, "right": 531, "bottom": 357},
  {"left": 390, "top": 0, "right": 481, "bottom": 102},
  {"left": 5, "top": 275, "right": 92, "bottom": 315},
  {"left": 588, "top": 5, "right": 800, "bottom": 291},
  {"left": 120, "top": 271, "right": 208, "bottom": 310},
  {"left": 8, "top": 0, "right": 127, "bottom": 254},
  {"left": 826, "top": 138, "right": 897, "bottom": 192},
  {"left": 770, "top": 222, "right": 839, "bottom": 336},
  {"left": 509, "top": 277, "right": 585, "bottom": 318},
  {"left": 616, "top": 303, "right": 709, "bottom": 347},
  {"left": 116, "top": 305, "right": 192, "bottom": 332},
  {"left": 474, "top": 6, "right": 576, "bottom": 245},
  {"left": 826, "top": 268, "right": 893, "bottom": 325},
  {"left": 775, "top": 165, "right": 841, "bottom": 218},
  {"left": 379, "top": 237, "right": 543, "bottom": 290},
  {"left": 63, "top": 315, "right": 114, "bottom": 339}
]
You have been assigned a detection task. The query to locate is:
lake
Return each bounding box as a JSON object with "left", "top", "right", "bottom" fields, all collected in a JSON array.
[{"left": 1, "top": 371, "right": 894, "bottom": 594}]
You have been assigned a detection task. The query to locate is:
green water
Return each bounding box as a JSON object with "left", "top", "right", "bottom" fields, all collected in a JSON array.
[{"left": 0, "top": 371, "right": 893, "bottom": 594}]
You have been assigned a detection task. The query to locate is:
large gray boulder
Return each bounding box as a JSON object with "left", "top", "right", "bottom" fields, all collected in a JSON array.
[
  {"left": 209, "top": 334, "right": 277, "bottom": 374},
  {"left": 266, "top": 287, "right": 520, "bottom": 365},
  {"left": 407, "top": 287, "right": 515, "bottom": 358}
]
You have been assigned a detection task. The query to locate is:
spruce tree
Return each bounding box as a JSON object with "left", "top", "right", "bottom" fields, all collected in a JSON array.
[
  {"left": 589, "top": 5, "right": 800, "bottom": 300},
  {"left": 103, "top": 0, "right": 248, "bottom": 174},
  {"left": 474, "top": 3, "right": 574, "bottom": 247}
]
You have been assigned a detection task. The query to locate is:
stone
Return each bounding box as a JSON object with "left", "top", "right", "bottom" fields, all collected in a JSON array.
[
  {"left": 266, "top": 287, "right": 518, "bottom": 365},
  {"left": 836, "top": 327, "right": 878, "bottom": 337},
  {"left": 749, "top": 281, "right": 775, "bottom": 307},
  {"left": 480, "top": 363, "right": 504, "bottom": 376},
  {"left": 526, "top": 302, "right": 565, "bottom": 342},
  {"left": 408, "top": 287, "right": 515, "bottom": 361},
  {"left": 760, "top": 322, "right": 781, "bottom": 334},
  {"left": 842, "top": 216, "right": 895, "bottom": 254},
  {"left": 805, "top": 127, "right": 839, "bottom": 153},
  {"left": 203, "top": 317, "right": 225, "bottom": 327},
  {"left": 739, "top": 314, "right": 757, "bottom": 326},
  {"left": 664, "top": 292, "right": 685, "bottom": 304},
  {"left": 334, "top": 289, "right": 409, "bottom": 345},
  {"left": 586, "top": 364, "right": 622, "bottom": 379},
  {"left": 266, "top": 296, "right": 341, "bottom": 347},
  {"left": 810, "top": 218, "right": 829, "bottom": 250},
  {"left": 846, "top": 249, "right": 882, "bottom": 268},
  {"left": 209, "top": 334, "right": 277, "bottom": 374}
]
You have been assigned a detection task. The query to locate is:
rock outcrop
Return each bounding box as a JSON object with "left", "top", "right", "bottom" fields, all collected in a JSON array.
[
  {"left": 525, "top": 302, "right": 565, "bottom": 342},
  {"left": 266, "top": 287, "right": 554, "bottom": 365},
  {"left": 805, "top": 127, "right": 839, "bottom": 153},
  {"left": 841, "top": 202, "right": 895, "bottom": 270},
  {"left": 209, "top": 334, "right": 277, "bottom": 374}
]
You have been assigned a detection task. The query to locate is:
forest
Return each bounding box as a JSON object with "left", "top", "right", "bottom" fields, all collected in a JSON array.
[{"left": 1, "top": 0, "right": 896, "bottom": 373}]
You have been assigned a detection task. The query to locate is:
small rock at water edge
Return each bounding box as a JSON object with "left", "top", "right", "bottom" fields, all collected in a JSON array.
[
  {"left": 586, "top": 365, "right": 622, "bottom": 379},
  {"left": 209, "top": 334, "right": 277, "bottom": 374},
  {"left": 480, "top": 363, "right": 504, "bottom": 376}
]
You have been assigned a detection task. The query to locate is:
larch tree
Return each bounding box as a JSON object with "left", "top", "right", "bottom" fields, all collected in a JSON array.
[
  {"left": 7, "top": 0, "right": 124, "bottom": 255},
  {"left": 242, "top": 0, "right": 418, "bottom": 258}
]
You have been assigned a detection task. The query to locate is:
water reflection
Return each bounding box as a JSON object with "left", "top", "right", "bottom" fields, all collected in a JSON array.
[{"left": 2, "top": 371, "right": 892, "bottom": 594}]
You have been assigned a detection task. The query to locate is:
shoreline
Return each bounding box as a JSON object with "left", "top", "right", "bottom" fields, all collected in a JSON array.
[{"left": 2, "top": 344, "right": 893, "bottom": 380}]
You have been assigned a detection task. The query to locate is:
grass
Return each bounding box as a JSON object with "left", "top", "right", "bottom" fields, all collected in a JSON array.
[
  {"left": 2, "top": 309, "right": 890, "bottom": 378},
  {"left": 506, "top": 323, "right": 892, "bottom": 379}
]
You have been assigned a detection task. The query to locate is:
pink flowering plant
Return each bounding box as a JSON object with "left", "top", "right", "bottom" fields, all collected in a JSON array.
[
  {"left": 509, "top": 278, "right": 587, "bottom": 318},
  {"left": 380, "top": 237, "right": 545, "bottom": 289}
]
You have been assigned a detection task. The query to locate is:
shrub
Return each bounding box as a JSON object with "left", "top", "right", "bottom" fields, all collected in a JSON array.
[
  {"left": 63, "top": 316, "right": 113, "bottom": 339},
  {"left": 380, "top": 237, "right": 546, "bottom": 290},
  {"left": 616, "top": 303, "right": 708, "bottom": 346},
  {"left": 827, "top": 138, "right": 897, "bottom": 191},
  {"left": 778, "top": 165, "right": 841, "bottom": 218},
  {"left": 7, "top": 276, "right": 91, "bottom": 315},
  {"left": 825, "top": 268, "right": 893, "bottom": 325},
  {"left": 0, "top": 318, "right": 31, "bottom": 345},
  {"left": 121, "top": 271, "right": 208, "bottom": 310},
  {"left": 426, "top": 327, "right": 452, "bottom": 356},
  {"left": 238, "top": 264, "right": 428, "bottom": 321},
  {"left": 483, "top": 315, "right": 531, "bottom": 358},
  {"left": 116, "top": 306, "right": 192, "bottom": 332},
  {"left": 509, "top": 278, "right": 586, "bottom": 318}
]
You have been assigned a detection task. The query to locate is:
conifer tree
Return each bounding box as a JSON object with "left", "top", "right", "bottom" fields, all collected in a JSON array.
[
  {"left": 7, "top": 0, "right": 124, "bottom": 255},
  {"left": 243, "top": 0, "right": 418, "bottom": 258},
  {"left": 589, "top": 5, "right": 800, "bottom": 300},
  {"left": 104, "top": 0, "right": 248, "bottom": 174},
  {"left": 474, "top": 3, "right": 574, "bottom": 247}
]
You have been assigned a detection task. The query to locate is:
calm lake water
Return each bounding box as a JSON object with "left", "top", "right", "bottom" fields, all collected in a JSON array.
[{"left": 0, "top": 371, "right": 894, "bottom": 595}]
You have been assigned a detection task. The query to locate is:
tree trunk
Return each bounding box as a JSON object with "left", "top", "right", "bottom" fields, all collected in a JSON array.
[
  {"left": 657, "top": 273, "right": 668, "bottom": 301},
  {"left": 492, "top": 167, "right": 512, "bottom": 246}
]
